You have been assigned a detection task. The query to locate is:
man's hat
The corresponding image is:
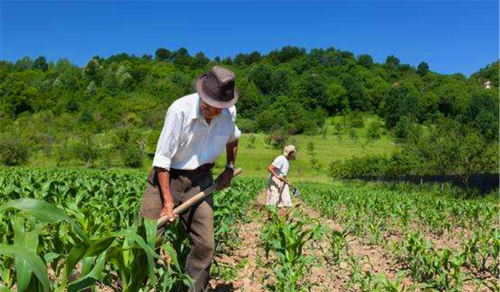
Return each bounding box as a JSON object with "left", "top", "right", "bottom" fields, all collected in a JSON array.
[{"left": 196, "top": 66, "right": 239, "bottom": 109}]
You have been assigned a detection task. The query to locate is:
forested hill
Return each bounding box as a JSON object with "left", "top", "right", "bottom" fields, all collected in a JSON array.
[{"left": 0, "top": 46, "right": 498, "bottom": 168}]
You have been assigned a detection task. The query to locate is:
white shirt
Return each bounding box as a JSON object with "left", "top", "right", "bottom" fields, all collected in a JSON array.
[
  {"left": 153, "top": 93, "right": 241, "bottom": 170},
  {"left": 271, "top": 155, "right": 290, "bottom": 176}
]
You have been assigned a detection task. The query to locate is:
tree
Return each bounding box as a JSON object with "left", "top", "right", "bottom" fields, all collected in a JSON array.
[
  {"left": 341, "top": 75, "right": 367, "bottom": 111},
  {"left": 191, "top": 52, "right": 210, "bottom": 69},
  {"left": 33, "top": 56, "right": 49, "bottom": 72},
  {"left": 248, "top": 64, "right": 273, "bottom": 95},
  {"left": 385, "top": 55, "right": 400, "bottom": 69},
  {"left": 83, "top": 58, "right": 103, "bottom": 85},
  {"left": 326, "top": 82, "right": 348, "bottom": 113},
  {"left": 155, "top": 48, "right": 172, "bottom": 61},
  {"left": 417, "top": 62, "right": 429, "bottom": 76},
  {"left": 268, "top": 46, "right": 306, "bottom": 63},
  {"left": 357, "top": 54, "right": 373, "bottom": 68},
  {"left": 171, "top": 47, "right": 192, "bottom": 66}
]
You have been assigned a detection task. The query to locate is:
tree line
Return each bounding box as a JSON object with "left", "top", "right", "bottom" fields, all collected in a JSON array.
[{"left": 0, "top": 46, "right": 498, "bottom": 170}]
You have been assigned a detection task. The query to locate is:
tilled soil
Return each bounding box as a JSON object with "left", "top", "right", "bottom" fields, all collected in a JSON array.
[{"left": 209, "top": 191, "right": 494, "bottom": 292}]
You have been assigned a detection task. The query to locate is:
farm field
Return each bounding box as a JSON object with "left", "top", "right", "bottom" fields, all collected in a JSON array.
[{"left": 0, "top": 167, "right": 498, "bottom": 292}]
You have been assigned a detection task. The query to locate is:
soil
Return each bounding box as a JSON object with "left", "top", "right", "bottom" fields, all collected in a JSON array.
[{"left": 209, "top": 191, "right": 494, "bottom": 292}]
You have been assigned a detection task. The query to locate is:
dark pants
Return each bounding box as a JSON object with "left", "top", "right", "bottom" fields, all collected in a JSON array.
[{"left": 140, "top": 167, "right": 215, "bottom": 292}]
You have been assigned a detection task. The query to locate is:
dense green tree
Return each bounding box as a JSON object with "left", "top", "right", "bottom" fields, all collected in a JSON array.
[
  {"left": 357, "top": 54, "right": 374, "bottom": 68},
  {"left": 155, "top": 48, "right": 172, "bottom": 61},
  {"left": 385, "top": 55, "right": 400, "bottom": 69},
  {"left": 33, "top": 56, "right": 49, "bottom": 72},
  {"left": 417, "top": 61, "right": 429, "bottom": 76},
  {"left": 192, "top": 52, "right": 210, "bottom": 69}
]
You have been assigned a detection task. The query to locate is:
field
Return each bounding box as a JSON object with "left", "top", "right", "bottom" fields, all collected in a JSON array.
[
  {"left": 194, "top": 116, "right": 396, "bottom": 182},
  {"left": 0, "top": 167, "right": 498, "bottom": 292}
]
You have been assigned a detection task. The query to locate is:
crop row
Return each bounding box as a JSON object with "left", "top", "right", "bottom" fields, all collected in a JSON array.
[{"left": 0, "top": 167, "right": 263, "bottom": 292}]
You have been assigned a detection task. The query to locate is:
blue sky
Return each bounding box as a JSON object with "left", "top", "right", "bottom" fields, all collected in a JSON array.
[{"left": 0, "top": 1, "right": 498, "bottom": 75}]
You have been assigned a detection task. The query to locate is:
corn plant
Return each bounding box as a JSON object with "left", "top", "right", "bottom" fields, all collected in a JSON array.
[
  {"left": 325, "top": 229, "right": 350, "bottom": 265},
  {"left": 260, "top": 207, "right": 320, "bottom": 292}
]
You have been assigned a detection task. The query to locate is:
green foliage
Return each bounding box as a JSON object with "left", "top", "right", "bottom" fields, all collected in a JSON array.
[
  {"left": 298, "top": 178, "right": 499, "bottom": 290},
  {"left": 0, "top": 168, "right": 263, "bottom": 292},
  {"left": 265, "top": 131, "right": 289, "bottom": 149},
  {"left": 0, "top": 48, "right": 497, "bottom": 170},
  {"left": 329, "top": 118, "right": 499, "bottom": 191},
  {"left": 0, "top": 138, "right": 29, "bottom": 166},
  {"left": 122, "top": 145, "right": 144, "bottom": 168},
  {"left": 366, "top": 119, "right": 383, "bottom": 141},
  {"left": 261, "top": 208, "right": 321, "bottom": 292},
  {"left": 417, "top": 61, "right": 429, "bottom": 76}
]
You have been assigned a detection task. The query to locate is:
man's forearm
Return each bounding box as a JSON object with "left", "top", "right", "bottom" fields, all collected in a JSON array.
[
  {"left": 226, "top": 139, "right": 238, "bottom": 166},
  {"left": 155, "top": 167, "right": 174, "bottom": 206},
  {"left": 268, "top": 165, "right": 282, "bottom": 179}
]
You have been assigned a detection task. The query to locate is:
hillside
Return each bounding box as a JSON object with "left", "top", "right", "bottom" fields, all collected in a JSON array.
[{"left": 0, "top": 47, "right": 498, "bottom": 174}]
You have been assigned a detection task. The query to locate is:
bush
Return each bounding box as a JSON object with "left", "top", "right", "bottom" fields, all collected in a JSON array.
[
  {"left": 348, "top": 129, "right": 358, "bottom": 141},
  {"left": 265, "top": 131, "right": 289, "bottom": 149},
  {"left": 237, "top": 118, "right": 258, "bottom": 133},
  {"left": 122, "top": 145, "right": 144, "bottom": 168},
  {"left": 366, "top": 120, "right": 383, "bottom": 141},
  {"left": 145, "top": 130, "right": 161, "bottom": 154},
  {"left": 0, "top": 138, "right": 29, "bottom": 166},
  {"left": 247, "top": 134, "right": 257, "bottom": 149},
  {"left": 72, "top": 134, "right": 102, "bottom": 168},
  {"left": 329, "top": 156, "right": 391, "bottom": 178},
  {"left": 345, "top": 111, "right": 364, "bottom": 128},
  {"left": 392, "top": 117, "right": 421, "bottom": 143}
]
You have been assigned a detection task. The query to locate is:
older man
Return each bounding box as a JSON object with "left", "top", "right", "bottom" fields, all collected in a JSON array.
[{"left": 140, "top": 66, "right": 240, "bottom": 292}]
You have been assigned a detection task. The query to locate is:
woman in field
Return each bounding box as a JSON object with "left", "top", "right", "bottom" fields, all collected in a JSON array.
[{"left": 266, "top": 145, "right": 296, "bottom": 209}]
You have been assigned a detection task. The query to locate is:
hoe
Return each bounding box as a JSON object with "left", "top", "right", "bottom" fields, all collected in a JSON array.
[{"left": 156, "top": 168, "right": 243, "bottom": 234}]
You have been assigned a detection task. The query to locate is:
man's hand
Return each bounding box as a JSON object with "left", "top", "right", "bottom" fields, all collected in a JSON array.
[
  {"left": 216, "top": 167, "right": 234, "bottom": 190},
  {"left": 160, "top": 202, "right": 178, "bottom": 223}
]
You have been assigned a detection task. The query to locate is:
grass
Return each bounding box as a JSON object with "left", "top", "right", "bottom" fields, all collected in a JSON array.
[
  {"left": 27, "top": 115, "right": 398, "bottom": 183},
  {"left": 213, "top": 132, "right": 396, "bottom": 182}
]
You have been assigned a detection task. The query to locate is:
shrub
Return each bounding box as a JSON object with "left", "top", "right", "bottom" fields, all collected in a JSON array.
[
  {"left": 72, "top": 134, "right": 102, "bottom": 168},
  {"left": 346, "top": 111, "right": 364, "bottom": 128},
  {"left": 237, "top": 118, "right": 258, "bottom": 133},
  {"left": 366, "top": 120, "right": 383, "bottom": 141},
  {"left": 247, "top": 134, "right": 257, "bottom": 149},
  {"left": 0, "top": 138, "right": 29, "bottom": 166},
  {"left": 392, "top": 117, "right": 421, "bottom": 143},
  {"left": 122, "top": 145, "right": 144, "bottom": 168},
  {"left": 265, "top": 131, "right": 289, "bottom": 149}
]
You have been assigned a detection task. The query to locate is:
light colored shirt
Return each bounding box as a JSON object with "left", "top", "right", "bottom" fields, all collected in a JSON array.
[
  {"left": 153, "top": 93, "right": 241, "bottom": 170},
  {"left": 271, "top": 155, "right": 290, "bottom": 176}
]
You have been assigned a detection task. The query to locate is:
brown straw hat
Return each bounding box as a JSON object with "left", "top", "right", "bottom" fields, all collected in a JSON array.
[{"left": 196, "top": 66, "right": 239, "bottom": 109}]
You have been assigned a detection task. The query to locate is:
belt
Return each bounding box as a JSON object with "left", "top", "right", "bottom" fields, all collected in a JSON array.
[{"left": 170, "top": 163, "right": 215, "bottom": 175}]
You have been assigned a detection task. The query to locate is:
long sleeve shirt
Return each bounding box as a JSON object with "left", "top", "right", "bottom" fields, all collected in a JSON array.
[{"left": 152, "top": 93, "right": 241, "bottom": 170}]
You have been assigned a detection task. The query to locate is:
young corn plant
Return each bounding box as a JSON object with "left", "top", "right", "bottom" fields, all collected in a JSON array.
[
  {"left": 260, "top": 207, "right": 320, "bottom": 292},
  {"left": 325, "top": 229, "right": 350, "bottom": 265}
]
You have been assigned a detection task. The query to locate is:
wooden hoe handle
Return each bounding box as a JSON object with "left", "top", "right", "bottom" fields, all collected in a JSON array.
[{"left": 156, "top": 168, "right": 243, "bottom": 229}]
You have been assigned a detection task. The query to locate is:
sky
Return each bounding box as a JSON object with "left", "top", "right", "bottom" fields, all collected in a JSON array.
[{"left": 0, "top": 1, "right": 498, "bottom": 75}]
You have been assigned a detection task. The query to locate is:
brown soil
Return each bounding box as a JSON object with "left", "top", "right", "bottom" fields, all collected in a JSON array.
[{"left": 209, "top": 191, "right": 495, "bottom": 292}]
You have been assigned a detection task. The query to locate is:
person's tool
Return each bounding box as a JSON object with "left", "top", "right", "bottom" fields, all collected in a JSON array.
[
  {"left": 156, "top": 168, "right": 243, "bottom": 230},
  {"left": 283, "top": 179, "right": 300, "bottom": 196}
]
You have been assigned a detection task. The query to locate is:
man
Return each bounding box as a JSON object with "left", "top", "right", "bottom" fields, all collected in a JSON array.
[{"left": 140, "top": 66, "right": 240, "bottom": 292}]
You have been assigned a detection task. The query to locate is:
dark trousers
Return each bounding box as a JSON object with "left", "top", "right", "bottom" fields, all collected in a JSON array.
[{"left": 140, "top": 168, "right": 214, "bottom": 292}]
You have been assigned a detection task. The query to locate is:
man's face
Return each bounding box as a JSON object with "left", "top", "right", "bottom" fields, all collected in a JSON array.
[
  {"left": 200, "top": 100, "right": 222, "bottom": 120},
  {"left": 288, "top": 151, "right": 296, "bottom": 160}
]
